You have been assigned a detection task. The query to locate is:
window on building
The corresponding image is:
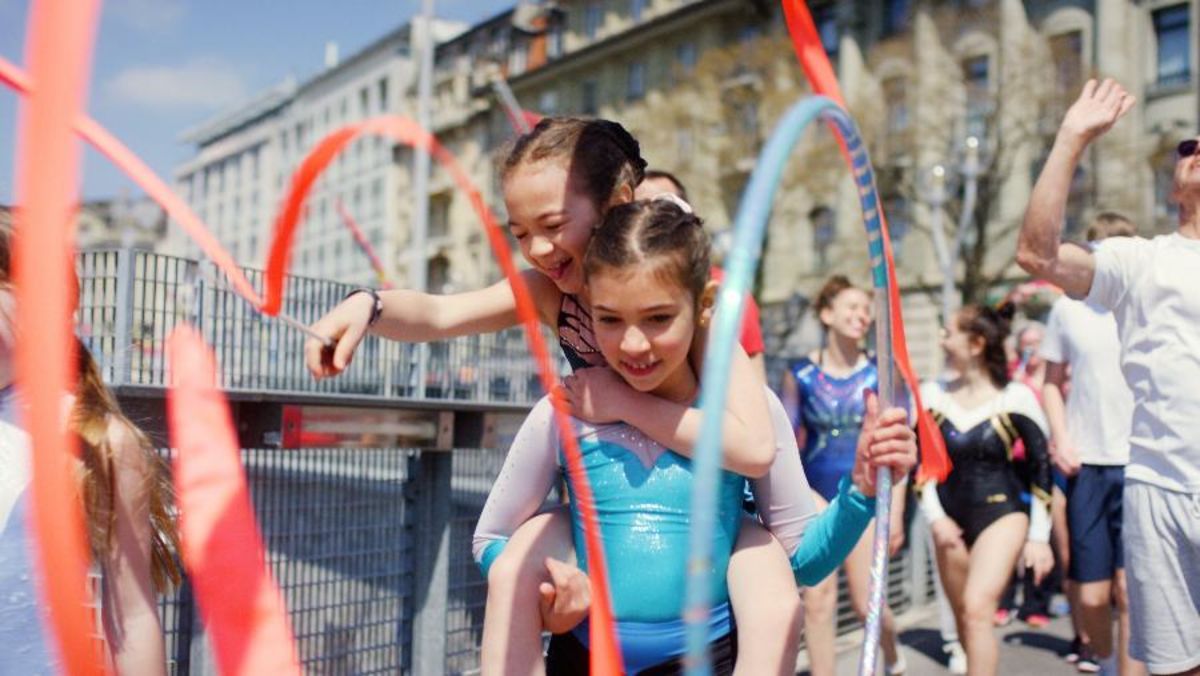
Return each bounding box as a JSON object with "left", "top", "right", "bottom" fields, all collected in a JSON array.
[
  {"left": 883, "top": 76, "right": 909, "bottom": 134},
  {"left": 340, "top": 97, "right": 348, "bottom": 121},
  {"left": 1049, "top": 31, "right": 1084, "bottom": 100},
  {"left": 585, "top": 2, "right": 603, "bottom": 40},
  {"left": 539, "top": 90, "right": 560, "bottom": 115},
  {"left": 631, "top": 0, "right": 646, "bottom": 22},
  {"left": 677, "top": 42, "right": 698, "bottom": 75},
  {"left": 882, "top": 0, "right": 910, "bottom": 36},
  {"left": 581, "top": 79, "right": 598, "bottom": 115},
  {"left": 427, "top": 255, "right": 451, "bottom": 294},
  {"left": 429, "top": 193, "right": 451, "bottom": 239},
  {"left": 962, "top": 55, "right": 991, "bottom": 137},
  {"left": 1154, "top": 4, "right": 1191, "bottom": 87},
  {"left": 509, "top": 42, "right": 528, "bottom": 75},
  {"left": 883, "top": 195, "right": 910, "bottom": 259},
  {"left": 812, "top": 3, "right": 838, "bottom": 57},
  {"left": 360, "top": 87, "right": 370, "bottom": 117},
  {"left": 371, "top": 178, "right": 383, "bottom": 218},
  {"left": 811, "top": 206, "right": 836, "bottom": 272},
  {"left": 547, "top": 22, "right": 565, "bottom": 59},
  {"left": 378, "top": 78, "right": 389, "bottom": 112},
  {"left": 627, "top": 61, "right": 646, "bottom": 101}
]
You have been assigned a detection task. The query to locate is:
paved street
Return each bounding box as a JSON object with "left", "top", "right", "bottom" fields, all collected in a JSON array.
[{"left": 798, "top": 601, "right": 1080, "bottom": 675}]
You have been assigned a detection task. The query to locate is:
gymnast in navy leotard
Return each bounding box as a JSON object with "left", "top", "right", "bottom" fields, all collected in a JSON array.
[
  {"left": 781, "top": 275, "right": 905, "bottom": 674},
  {"left": 788, "top": 355, "right": 878, "bottom": 501}
]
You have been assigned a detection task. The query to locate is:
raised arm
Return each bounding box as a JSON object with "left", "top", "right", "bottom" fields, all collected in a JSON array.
[
  {"left": 305, "top": 268, "right": 560, "bottom": 378},
  {"left": 1017, "top": 79, "right": 1135, "bottom": 298}
]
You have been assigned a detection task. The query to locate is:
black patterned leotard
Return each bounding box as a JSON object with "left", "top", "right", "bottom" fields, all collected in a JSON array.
[{"left": 918, "top": 381, "right": 1053, "bottom": 547}]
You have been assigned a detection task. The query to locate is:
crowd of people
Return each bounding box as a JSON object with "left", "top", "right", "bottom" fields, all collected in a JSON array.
[{"left": 0, "top": 76, "right": 1194, "bottom": 676}]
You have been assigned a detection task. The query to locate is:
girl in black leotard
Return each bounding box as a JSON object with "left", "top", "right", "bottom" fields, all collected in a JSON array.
[{"left": 917, "top": 304, "right": 1054, "bottom": 676}]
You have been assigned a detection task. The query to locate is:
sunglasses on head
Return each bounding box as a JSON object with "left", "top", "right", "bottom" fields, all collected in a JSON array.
[{"left": 1179, "top": 139, "right": 1199, "bottom": 159}]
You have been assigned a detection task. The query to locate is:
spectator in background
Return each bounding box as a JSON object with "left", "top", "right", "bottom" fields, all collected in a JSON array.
[
  {"left": 635, "top": 169, "right": 767, "bottom": 382},
  {"left": 1039, "top": 212, "right": 1143, "bottom": 675}
]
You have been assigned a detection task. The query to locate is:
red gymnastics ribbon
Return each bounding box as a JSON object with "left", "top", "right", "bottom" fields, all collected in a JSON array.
[
  {"left": 167, "top": 326, "right": 302, "bottom": 675},
  {"left": 11, "top": 0, "right": 106, "bottom": 673},
  {"left": 781, "top": 0, "right": 951, "bottom": 483},
  {"left": 334, "top": 199, "right": 393, "bottom": 288},
  {"left": 265, "top": 115, "right": 623, "bottom": 673},
  {"left": 5, "top": 43, "right": 624, "bottom": 667}
]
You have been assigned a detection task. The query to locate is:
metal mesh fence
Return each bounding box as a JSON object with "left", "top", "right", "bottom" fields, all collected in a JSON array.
[
  {"left": 78, "top": 249, "right": 560, "bottom": 404},
  {"left": 444, "top": 448, "right": 507, "bottom": 675},
  {"left": 157, "top": 447, "right": 418, "bottom": 675}
]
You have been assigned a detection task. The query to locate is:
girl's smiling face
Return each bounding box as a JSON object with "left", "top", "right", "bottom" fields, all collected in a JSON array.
[
  {"left": 587, "top": 261, "right": 707, "bottom": 403},
  {"left": 819, "top": 287, "right": 872, "bottom": 343},
  {"left": 504, "top": 161, "right": 603, "bottom": 295}
]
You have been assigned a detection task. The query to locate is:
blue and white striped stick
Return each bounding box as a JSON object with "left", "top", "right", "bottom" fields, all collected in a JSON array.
[{"left": 683, "top": 96, "right": 897, "bottom": 676}]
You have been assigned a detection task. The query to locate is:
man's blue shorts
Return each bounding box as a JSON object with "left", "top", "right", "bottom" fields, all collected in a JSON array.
[{"left": 1065, "top": 464, "right": 1125, "bottom": 583}]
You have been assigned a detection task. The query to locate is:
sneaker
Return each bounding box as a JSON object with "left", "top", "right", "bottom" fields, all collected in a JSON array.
[
  {"left": 885, "top": 652, "right": 907, "bottom": 675},
  {"left": 993, "top": 608, "right": 1014, "bottom": 626},
  {"left": 1065, "top": 636, "right": 1082, "bottom": 663},
  {"left": 1023, "top": 613, "right": 1051, "bottom": 628},
  {"left": 1076, "top": 644, "right": 1100, "bottom": 673},
  {"left": 943, "top": 640, "right": 967, "bottom": 675}
]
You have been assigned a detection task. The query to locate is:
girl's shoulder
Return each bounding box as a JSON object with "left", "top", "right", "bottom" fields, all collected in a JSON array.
[{"left": 1000, "top": 381, "right": 1049, "bottom": 433}]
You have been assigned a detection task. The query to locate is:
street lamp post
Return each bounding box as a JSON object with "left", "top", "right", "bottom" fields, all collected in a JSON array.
[{"left": 922, "top": 135, "right": 983, "bottom": 325}]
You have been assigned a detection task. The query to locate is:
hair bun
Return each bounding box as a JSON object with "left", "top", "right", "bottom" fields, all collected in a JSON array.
[{"left": 598, "top": 120, "right": 647, "bottom": 182}]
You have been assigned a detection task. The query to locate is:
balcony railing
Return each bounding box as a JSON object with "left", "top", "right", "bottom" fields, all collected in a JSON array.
[{"left": 77, "top": 249, "right": 562, "bottom": 406}]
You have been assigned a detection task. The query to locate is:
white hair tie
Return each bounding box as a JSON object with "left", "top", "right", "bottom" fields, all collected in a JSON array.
[{"left": 652, "top": 192, "right": 694, "bottom": 214}]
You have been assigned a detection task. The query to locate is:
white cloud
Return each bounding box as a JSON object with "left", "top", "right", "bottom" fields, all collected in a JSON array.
[
  {"left": 106, "top": 58, "right": 249, "bottom": 110},
  {"left": 109, "top": 0, "right": 186, "bottom": 33}
]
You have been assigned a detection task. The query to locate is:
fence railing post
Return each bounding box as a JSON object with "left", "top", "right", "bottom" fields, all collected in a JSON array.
[
  {"left": 113, "top": 248, "right": 135, "bottom": 386},
  {"left": 410, "top": 448, "right": 452, "bottom": 675}
]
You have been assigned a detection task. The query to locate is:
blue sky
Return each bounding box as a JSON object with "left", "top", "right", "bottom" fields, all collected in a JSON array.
[{"left": 0, "top": 0, "right": 515, "bottom": 202}]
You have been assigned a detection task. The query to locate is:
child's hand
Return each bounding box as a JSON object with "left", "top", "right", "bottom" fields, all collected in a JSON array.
[
  {"left": 1020, "top": 541, "right": 1055, "bottom": 585},
  {"left": 851, "top": 391, "right": 916, "bottom": 497},
  {"left": 304, "top": 292, "right": 375, "bottom": 379},
  {"left": 538, "top": 557, "right": 591, "bottom": 634},
  {"left": 563, "top": 368, "right": 634, "bottom": 424}
]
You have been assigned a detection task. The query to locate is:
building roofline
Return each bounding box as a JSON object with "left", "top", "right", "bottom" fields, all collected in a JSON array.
[{"left": 178, "top": 79, "right": 297, "bottom": 146}]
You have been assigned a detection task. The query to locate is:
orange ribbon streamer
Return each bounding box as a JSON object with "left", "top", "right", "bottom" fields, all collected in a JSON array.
[
  {"left": 781, "top": 0, "right": 951, "bottom": 483},
  {"left": 167, "top": 326, "right": 302, "bottom": 675},
  {"left": 266, "top": 115, "right": 623, "bottom": 673},
  {"left": 12, "top": 1, "right": 106, "bottom": 674},
  {"left": 6, "top": 35, "right": 623, "bottom": 667}
]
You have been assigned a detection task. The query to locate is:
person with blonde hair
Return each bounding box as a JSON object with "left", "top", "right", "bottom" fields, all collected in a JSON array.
[{"left": 0, "top": 214, "right": 180, "bottom": 674}]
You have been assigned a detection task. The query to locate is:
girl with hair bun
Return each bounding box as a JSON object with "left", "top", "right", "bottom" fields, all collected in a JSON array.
[
  {"left": 302, "top": 118, "right": 789, "bottom": 672},
  {"left": 781, "top": 274, "right": 907, "bottom": 676},
  {"left": 918, "top": 302, "right": 1055, "bottom": 675}
]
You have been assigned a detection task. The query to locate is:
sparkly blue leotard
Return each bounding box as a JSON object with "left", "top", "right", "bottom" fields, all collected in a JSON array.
[
  {"left": 791, "top": 356, "right": 878, "bottom": 501},
  {"left": 474, "top": 392, "right": 878, "bottom": 671}
]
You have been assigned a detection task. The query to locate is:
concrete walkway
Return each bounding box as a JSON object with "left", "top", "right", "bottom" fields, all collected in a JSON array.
[{"left": 796, "top": 602, "right": 1081, "bottom": 675}]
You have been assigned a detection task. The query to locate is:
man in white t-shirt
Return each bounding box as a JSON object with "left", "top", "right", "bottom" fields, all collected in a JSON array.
[
  {"left": 1018, "top": 79, "right": 1200, "bottom": 676},
  {"left": 1039, "top": 213, "right": 1139, "bottom": 673}
]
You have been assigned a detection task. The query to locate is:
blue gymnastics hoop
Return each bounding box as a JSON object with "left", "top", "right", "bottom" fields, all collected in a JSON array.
[{"left": 684, "top": 95, "right": 898, "bottom": 676}]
